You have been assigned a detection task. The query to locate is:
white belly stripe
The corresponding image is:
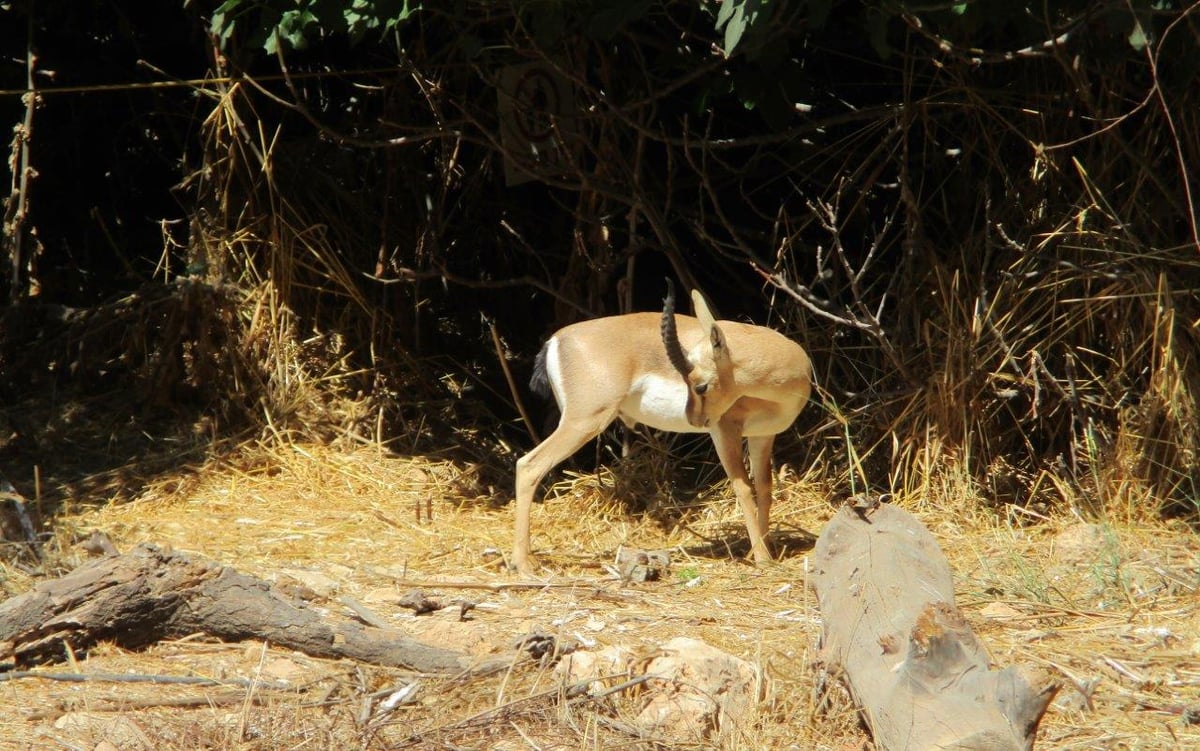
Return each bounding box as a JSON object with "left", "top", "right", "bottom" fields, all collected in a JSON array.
[{"left": 621, "top": 373, "right": 703, "bottom": 433}]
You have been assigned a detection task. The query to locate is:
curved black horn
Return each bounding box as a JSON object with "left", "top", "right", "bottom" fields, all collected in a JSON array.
[{"left": 661, "top": 278, "right": 691, "bottom": 376}]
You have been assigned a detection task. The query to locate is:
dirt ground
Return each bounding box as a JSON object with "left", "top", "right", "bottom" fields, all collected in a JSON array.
[{"left": 1, "top": 442, "right": 1198, "bottom": 750}]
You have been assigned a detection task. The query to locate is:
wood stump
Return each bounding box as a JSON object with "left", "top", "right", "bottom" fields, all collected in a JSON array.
[{"left": 810, "top": 503, "right": 1058, "bottom": 751}]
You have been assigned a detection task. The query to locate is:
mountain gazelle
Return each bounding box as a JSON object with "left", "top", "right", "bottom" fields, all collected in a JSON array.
[{"left": 512, "top": 282, "right": 813, "bottom": 576}]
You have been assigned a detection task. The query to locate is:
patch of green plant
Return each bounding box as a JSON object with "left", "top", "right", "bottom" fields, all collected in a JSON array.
[
  {"left": 1087, "top": 525, "right": 1134, "bottom": 607},
  {"left": 676, "top": 566, "right": 701, "bottom": 584}
]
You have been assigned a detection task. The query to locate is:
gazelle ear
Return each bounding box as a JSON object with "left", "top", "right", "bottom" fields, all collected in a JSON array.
[
  {"left": 691, "top": 289, "right": 728, "bottom": 354},
  {"left": 691, "top": 290, "right": 716, "bottom": 329}
]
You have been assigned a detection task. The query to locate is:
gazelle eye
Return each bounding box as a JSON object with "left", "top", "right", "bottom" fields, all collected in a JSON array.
[{"left": 694, "top": 382, "right": 709, "bottom": 396}]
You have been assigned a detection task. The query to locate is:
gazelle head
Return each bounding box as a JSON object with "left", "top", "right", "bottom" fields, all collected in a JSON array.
[{"left": 661, "top": 281, "right": 737, "bottom": 428}]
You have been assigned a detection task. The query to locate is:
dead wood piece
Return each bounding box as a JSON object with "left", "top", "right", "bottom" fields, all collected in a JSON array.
[
  {"left": 0, "top": 495, "right": 36, "bottom": 541},
  {"left": 512, "top": 630, "right": 578, "bottom": 662},
  {"left": 810, "top": 504, "right": 1058, "bottom": 751},
  {"left": 339, "top": 595, "right": 391, "bottom": 629},
  {"left": 0, "top": 491, "right": 40, "bottom": 563},
  {"left": 398, "top": 589, "right": 442, "bottom": 615},
  {"left": 0, "top": 543, "right": 469, "bottom": 673},
  {"left": 614, "top": 546, "right": 670, "bottom": 582}
]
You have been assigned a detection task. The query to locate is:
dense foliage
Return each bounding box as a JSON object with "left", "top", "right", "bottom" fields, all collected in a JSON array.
[{"left": 2, "top": 0, "right": 1198, "bottom": 516}]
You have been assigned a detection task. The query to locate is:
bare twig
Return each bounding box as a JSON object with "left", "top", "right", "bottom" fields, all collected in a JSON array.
[
  {"left": 5, "top": 8, "right": 37, "bottom": 301},
  {"left": 489, "top": 319, "right": 540, "bottom": 444},
  {"left": 26, "top": 691, "right": 270, "bottom": 721},
  {"left": 0, "top": 670, "right": 291, "bottom": 690}
]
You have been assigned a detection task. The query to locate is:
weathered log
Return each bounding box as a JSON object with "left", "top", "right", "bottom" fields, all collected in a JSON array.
[
  {"left": 810, "top": 503, "right": 1058, "bottom": 751},
  {"left": 0, "top": 543, "right": 470, "bottom": 673}
]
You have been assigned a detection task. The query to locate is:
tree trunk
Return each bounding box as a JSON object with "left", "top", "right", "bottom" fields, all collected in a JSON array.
[
  {"left": 0, "top": 543, "right": 469, "bottom": 673},
  {"left": 810, "top": 503, "right": 1058, "bottom": 751}
]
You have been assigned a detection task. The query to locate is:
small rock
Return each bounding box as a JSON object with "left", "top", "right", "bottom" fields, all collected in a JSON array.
[
  {"left": 80, "top": 530, "right": 119, "bottom": 557},
  {"left": 398, "top": 589, "right": 442, "bottom": 615},
  {"left": 261, "top": 656, "right": 307, "bottom": 683}
]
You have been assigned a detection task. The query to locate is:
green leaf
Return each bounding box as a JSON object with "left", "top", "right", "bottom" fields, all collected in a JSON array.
[
  {"left": 276, "top": 8, "right": 316, "bottom": 51},
  {"left": 383, "top": 0, "right": 419, "bottom": 33},
  {"left": 372, "top": 0, "right": 417, "bottom": 29},
  {"left": 210, "top": 0, "right": 245, "bottom": 43},
  {"left": 718, "top": 0, "right": 765, "bottom": 56},
  {"left": 1128, "top": 19, "right": 1148, "bottom": 51},
  {"left": 716, "top": 0, "right": 736, "bottom": 30},
  {"left": 724, "top": 4, "right": 747, "bottom": 53}
]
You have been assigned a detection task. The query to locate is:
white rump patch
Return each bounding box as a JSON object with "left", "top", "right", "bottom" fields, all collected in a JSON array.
[{"left": 543, "top": 337, "right": 567, "bottom": 407}]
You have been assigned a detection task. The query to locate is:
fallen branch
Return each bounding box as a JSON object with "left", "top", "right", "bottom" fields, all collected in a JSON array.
[
  {"left": 26, "top": 691, "right": 267, "bottom": 721},
  {"left": 0, "top": 543, "right": 471, "bottom": 673},
  {"left": 0, "top": 670, "right": 288, "bottom": 689}
]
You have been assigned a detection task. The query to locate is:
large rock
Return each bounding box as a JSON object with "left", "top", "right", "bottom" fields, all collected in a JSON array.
[
  {"left": 636, "top": 637, "right": 758, "bottom": 742},
  {"left": 557, "top": 636, "right": 758, "bottom": 742}
]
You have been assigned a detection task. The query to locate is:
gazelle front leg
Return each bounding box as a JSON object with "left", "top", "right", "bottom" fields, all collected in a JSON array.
[
  {"left": 746, "top": 434, "right": 776, "bottom": 540},
  {"left": 710, "top": 420, "right": 772, "bottom": 564}
]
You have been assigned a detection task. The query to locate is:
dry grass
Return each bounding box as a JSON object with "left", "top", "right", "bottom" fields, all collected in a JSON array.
[{"left": 2, "top": 441, "right": 1197, "bottom": 750}]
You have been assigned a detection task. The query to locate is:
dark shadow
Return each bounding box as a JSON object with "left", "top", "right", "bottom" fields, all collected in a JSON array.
[
  {"left": 482, "top": 421, "right": 826, "bottom": 560},
  {"left": 680, "top": 522, "right": 818, "bottom": 563}
]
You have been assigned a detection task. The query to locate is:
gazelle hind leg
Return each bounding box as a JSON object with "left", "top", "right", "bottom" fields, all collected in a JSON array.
[{"left": 513, "top": 411, "right": 615, "bottom": 575}]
